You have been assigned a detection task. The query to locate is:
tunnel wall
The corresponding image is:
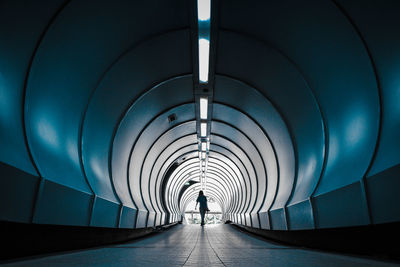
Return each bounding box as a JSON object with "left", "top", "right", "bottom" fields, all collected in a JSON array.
[
  {"left": 1, "top": 0, "right": 400, "bottom": 238},
  {"left": 0, "top": 0, "right": 192, "bottom": 228},
  {"left": 217, "top": 0, "right": 400, "bottom": 229}
]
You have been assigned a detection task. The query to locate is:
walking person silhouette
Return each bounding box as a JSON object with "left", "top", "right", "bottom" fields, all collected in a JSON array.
[{"left": 195, "top": 190, "right": 209, "bottom": 226}]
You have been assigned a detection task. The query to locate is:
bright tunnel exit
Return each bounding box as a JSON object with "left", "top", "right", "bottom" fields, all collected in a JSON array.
[{"left": 184, "top": 195, "right": 223, "bottom": 225}]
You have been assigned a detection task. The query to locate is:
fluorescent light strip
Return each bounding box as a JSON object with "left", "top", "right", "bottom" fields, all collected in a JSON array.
[
  {"left": 200, "top": 97, "right": 208, "bottom": 120},
  {"left": 201, "top": 151, "right": 206, "bottom": 159},
  {"left": 199, "top": 38, "right": 210, "bottom": 83},
  {"left": 200, "top": 122, "right": 207, "bottom": 137},
  {"left": 201, "top": 142, "right": 207, "bottom": 151},
  {"left": 197, "top": 0, "right": 211, "bottom": 21}
]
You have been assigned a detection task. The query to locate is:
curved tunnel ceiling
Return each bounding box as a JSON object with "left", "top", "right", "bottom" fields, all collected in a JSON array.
[{"left": 1, "top": 0, "right": 400, "bottom": 232}]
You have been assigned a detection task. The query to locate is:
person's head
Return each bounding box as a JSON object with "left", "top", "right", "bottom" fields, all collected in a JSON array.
[{"left": 199, "top": 190, "right": 204, "bottom": 196}]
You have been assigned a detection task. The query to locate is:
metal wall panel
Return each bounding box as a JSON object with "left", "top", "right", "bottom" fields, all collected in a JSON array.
[
  {"left": 0, "top": 0, "right": 64, "bottom": 175},
  {"left": 112, "top": 77, "right": 193, "bottom": 221},
  {"left": 32, "top": 179, "right": 92, "bottom": 226},
  {"left": 1, "top": 0, "right": 400, "bottom": 232},
  {"left": 313, "top": 181, "right": 370, "bottom": 228},
  {"left": 82, "top": 30, "right": 192, "bottom": 207},
  {"left": 0, "top": 162, "right": 39, "bottom": 222},
  {"left": 336, "top": 0, "right": 400, "bottom": 178},
  {"left": 90, "top": 196, "right": 120, "bottom": 228}
]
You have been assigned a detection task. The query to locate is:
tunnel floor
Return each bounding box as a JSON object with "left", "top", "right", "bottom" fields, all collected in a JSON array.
[{"left": 4, "top": 224, "right": 397, "bottom": 266}]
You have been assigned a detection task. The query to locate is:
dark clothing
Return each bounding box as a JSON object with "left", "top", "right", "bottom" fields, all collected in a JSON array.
[
  {"left": 199, "top": 208, "right": 206, "bottom": 225},
  {"left": 196, "top": 195, "right": 208, "bottom": 209},
  {"left": 196, "top": 195, "right": 208, "bottom": 225}
]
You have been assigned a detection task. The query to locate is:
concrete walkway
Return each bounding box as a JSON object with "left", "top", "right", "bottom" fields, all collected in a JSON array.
[{"left": 3, "top": 224, "right": 397, "bottom": 266}]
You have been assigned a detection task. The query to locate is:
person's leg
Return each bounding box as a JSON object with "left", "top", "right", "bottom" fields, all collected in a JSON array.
[{"left": 200, "top": 208, "right": 205, "bottom": 225}]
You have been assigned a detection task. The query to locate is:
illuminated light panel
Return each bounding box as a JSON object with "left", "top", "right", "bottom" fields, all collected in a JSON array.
[
  {"left": 200, "top": 122, "right": 207, "bottom": 137},
  {"left": 201, "top": 151, "right": 206, "bottom": 159},
  {"left": 199, "top": 38, "right": 210, "bottom": 83},
  {"left": 200, "top": 97, "right": 208, "bottom": 120},
  {"left": 201, "top": 142, "right": 207, "bottom": 151},
  {"left": 197, "top": 0, "right": 211, "bottom": 21}
]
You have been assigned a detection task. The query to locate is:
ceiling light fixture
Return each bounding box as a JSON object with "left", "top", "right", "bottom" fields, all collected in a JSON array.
[
  {"left": 197, "top": 0, "right": 211, "bottom": 21},
  {"left": 200, "top": 97, "right": 208, "bottom": 120},
  {"left": 200, "top": 122, "right": 207, "bottom": 137},
  {"left": 199, "top": 38, "right": 210, "bottom": 83},
  {"left": 201, "top": 141, "right": 207, "bottom": 151}
]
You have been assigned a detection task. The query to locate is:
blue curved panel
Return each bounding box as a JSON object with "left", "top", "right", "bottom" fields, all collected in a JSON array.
[
  {"left": 2, "top": 0, "right": 400, "bottom": 233},
  {"left": 153, "top": 142, "right": 198, "bottom": 223},
  {"left": 174, "top": 167, "right": 232, "bottom": 214},
  {"left": 151, "top": 138, "right": 198, "bottom": 226},
  {"left": 210, "top": 146, "right": 250, "bottom": 219},
  {"left": 134, "top": 122, "right": 196, "bottom": 225},
  {"left": 212, "top": 103, "right": 278, "bottom": 214},
  {"left": 219, "top": 0, "right": 379, "bottom": 229},
  {"left": 216, "top": 31, "right": 324, "bottom": 214},
  {"left": 82, "top": 30, "right": 192, "bottom": 205},
  {"left": 335, "top": 0, "right": 400, "bottom": 225},
  {"left": 132, "top": 105, "right": 195, "bottom": 227},
  {"left": 211, "top": 121, "right": 266, "bottom": 228},
  {"left": 210, "top": 139, "right": 254, "bottom": 225},
  {"left": 214, "top": 76, "right": 295, "bottom": 229},
  {"left": 112, "top": 77, "right": 193, "bottom": 227},
  {"left": 0, "top": 0, "right": 66, "bottom": 224},
  {"left": 25, "top": 0, "right": 190, "bottom": 195},
  {"left": 169, "top": 156, "right": 243, "bottom": 217},
  {"left": 0, "top": 0, "right": 64, "bottom": 175},
  {"left": 208, "top": 159, "right": 243, "bottom": 214},
  {"left": 337, "top": 0, "right": 400, "bottom": 178}
]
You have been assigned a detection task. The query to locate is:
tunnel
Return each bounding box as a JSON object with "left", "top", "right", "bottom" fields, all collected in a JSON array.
[{"left": 1, "top": 0, "right": 400, "bottom": 265}]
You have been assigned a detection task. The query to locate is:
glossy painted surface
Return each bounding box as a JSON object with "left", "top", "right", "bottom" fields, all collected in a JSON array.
[
  {"left": 0, "top": 0, "right": 65, "bottom": 176},
  {"left": 82, "top": 30, "right": 192, "bottom": 204},
  {"left": 0, "top": 0, "right": 399, "bottom": 235}
]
